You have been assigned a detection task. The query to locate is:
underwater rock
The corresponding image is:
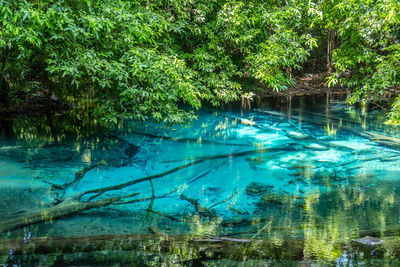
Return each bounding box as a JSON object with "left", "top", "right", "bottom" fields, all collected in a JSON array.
[
  {"left": 259, "top": 193, "right": 284, "bottom": 205},
  {"left": 354, "top": 236, "right": 384, "bottom": 246},
  {"left": 240, "top": 118, "right": 255, "bottom": 126},
  {"left": 204, "top": 187, "right": 223, "bottom": 196},
  {"left": 258, "top": 193, "right": 305, "bottom": 209},
  {"left": 246, "top": 156, "right": 265, "bottom": 170},
  {"left": 303, "top": 143, "right": 328, "bottom": 151},
  {"left": 206, "top": 187, "right": 222, "bottom": 193},
  {"left": 245, "top": 182, "right": 273, "bottom": 197},
  {"left": 124, "top": 144, "right": 139, "bottom": 158},
  {"left": 287, "top": 131, "right": 308, "bottom": 139},
  {"left": 148, "top": 226, "right": 165, "bottom": 235}
]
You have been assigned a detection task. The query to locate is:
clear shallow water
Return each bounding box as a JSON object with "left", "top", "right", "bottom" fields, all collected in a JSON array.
[{"left": 2, "top": 95, "right": 400, "bottom": 265}]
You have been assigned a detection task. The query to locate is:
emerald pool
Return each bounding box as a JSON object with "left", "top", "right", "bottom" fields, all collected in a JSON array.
[{"left": 2, "top": 95, "right": 400, "bottom": 266}]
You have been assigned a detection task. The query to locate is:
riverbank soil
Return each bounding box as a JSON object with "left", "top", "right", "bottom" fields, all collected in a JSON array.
[{"left": 258, "top": 72, "right": 349, "bottom": 97}]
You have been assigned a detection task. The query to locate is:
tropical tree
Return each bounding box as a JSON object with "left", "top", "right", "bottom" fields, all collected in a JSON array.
[
  {"left": 315, "top": 0, "right": 400, "bottom": 122},
  {"left": 0, "top": 0, "right": 316, "bottom": 124}
]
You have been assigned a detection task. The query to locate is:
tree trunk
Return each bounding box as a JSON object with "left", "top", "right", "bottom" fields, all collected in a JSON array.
[
  {"left": 327, "top": 29, "right": 338, "bottom": 73},
  {"left": 0, "top": 195, "right": 138, "bottom": 233},
  {"left": 0, "top": 49, "right": 10, "bottom": 108}
]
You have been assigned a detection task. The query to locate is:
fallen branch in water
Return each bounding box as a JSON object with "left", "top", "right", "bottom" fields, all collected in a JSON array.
[
  {"left": 0, "top": 193, "right": 140, "bottom": 233},
  {"left": 146, "top": 209, "right": 182, "bottom": 222},
  {"left": 180, "top": 194, "right": 215, "bottom": 218},
  {"left": 80, "top": 159, "right": 206, "bottom": 202},
  {"left": 208, "top": 189, "right": 238, "bottom": 210},
  {"left": 49, "top": 157, "right": 134, "bottom": 195},
  {"left": 146, "top": 179, "right": 156, "bottom": 222},
  {"left": 78, "top": 147, "right": 300, "bottom": 202},
  {"left": 187, "top": 160, "right": 227, "bottom": 184}
]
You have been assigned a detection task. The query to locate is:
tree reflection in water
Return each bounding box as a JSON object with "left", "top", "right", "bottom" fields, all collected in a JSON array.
[{"left": 2, "top": 96, "right": 400, "bottom": 265}]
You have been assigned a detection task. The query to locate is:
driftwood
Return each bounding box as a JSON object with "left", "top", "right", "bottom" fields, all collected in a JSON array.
[
  {"left": 146, "top": 209, "right": 182, "bottom": 222},
  {"left": 187, "top": 160, "right": 227, "bottom": 184},
  {"left": 73, "top": 160, "right": 107, "bottom": 189},
  {"left": 180, "top": 194, "right": 215, "bottom": 218},
  {"left": 208, "top": 189, "right": 238, "bottom": 209},
  {"left": 0, "top": 193, "right": 139, "bottom": 233},
  {"left": 48, "top": 160, "right": 109, "bottom": 191},
  {"left": 146, "top": 179, "right": 156, "bottom": 222}
]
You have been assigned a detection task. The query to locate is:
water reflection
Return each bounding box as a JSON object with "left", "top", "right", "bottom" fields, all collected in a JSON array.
[{"left": 1, "top": 95, "right": 400, "bottom": 265}]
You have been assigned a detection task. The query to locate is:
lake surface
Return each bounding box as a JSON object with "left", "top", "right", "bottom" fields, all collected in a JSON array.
[{"left": 2, "top": 95, "right": 400, "bottom": 265}]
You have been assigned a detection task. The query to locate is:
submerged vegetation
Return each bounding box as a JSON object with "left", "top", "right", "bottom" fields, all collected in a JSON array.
[{"left": 1, "top": 0, "right": 399, "bottom": 123}]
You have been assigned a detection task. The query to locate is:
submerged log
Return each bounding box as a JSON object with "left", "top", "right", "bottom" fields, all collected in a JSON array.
[
  {"left": 79, "top": 146, "right": 302, "bottom": 202},
  {"left": 0, "top": 193, "right": 139, "bottom": 233}
]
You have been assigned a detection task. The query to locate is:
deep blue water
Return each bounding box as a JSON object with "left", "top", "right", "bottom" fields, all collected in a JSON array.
[{"left": 1, "top": 95, "right": 400, "bottom": 265}]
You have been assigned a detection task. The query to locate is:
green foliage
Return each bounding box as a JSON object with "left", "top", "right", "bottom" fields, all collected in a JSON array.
[
  {"left": 1, "top": 0, "right": 205, "bottom": 124},
  {"left": 0, "top": 0, "right": 315, "bottom": 124},
  {"left": 316, "top": 0, "right": 400, "bottom": 122},
  {"left": 2, "top": 0, "right": 400, "bottom": 124}
]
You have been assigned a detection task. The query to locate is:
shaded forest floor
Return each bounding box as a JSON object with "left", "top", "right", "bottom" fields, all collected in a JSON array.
[
  {"left": 0, "top": 95, "right": 70, "bottom": 120},
  {"left": 259, "top": 72, "right": 349, "bottom": 97}
]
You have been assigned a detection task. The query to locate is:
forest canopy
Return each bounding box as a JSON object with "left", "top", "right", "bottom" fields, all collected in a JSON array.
[{"left": 1, "top": 0, "right": 399, "bottom": 124}]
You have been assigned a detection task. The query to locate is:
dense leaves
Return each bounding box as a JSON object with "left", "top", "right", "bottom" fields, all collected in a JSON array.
[
  {"left": 317, "top": 0, "right": 400, "bottom": 122},
  {"left": 1, "top": 0, "right": 400, "bottom": 123},
  {"left": 0, "top": 0, "right": 314, "bottom": 124},
  {"left": 1, "top": 0, "right": 202, "bottom": 124}
]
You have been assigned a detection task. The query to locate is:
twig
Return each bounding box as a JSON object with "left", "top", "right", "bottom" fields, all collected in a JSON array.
[
  {"left": 180, "top": 194, "right": 215, "bottom": 218},
  {"left": 146, "top": 209, "right": 182, "bottom": 222},
  {"left": 188, "top": 160, "right": 227, "bottom": 184},
  {"left": 146, "top": 180, "right": 156, "bottom": 222},
  {"left": 208, "top": 189, "right": 238, "bottom": 210},
  {"left": 251, "top": 220, "right": 272, "bottom": 239}
]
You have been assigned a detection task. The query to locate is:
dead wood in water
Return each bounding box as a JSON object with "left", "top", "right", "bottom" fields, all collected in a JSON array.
[
  {"left": 4, "top": 148, "right": 277, "bottom": 234},
  {"left": 208, "top": 189, "right": 238, "bottom": 209},
  {"left": 0, "top": 193, "right": 140, "bottom": 233},
  {"left": 180, "top": 194, "right": 215, "bottom": 218},
  {"left": 78, "top": 147, "right": 301, "bottom": 202}
]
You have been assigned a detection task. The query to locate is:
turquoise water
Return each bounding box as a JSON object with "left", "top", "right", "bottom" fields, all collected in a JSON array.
[{"left": 2, "top": 95, "right": 400, "bottom": 265}]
